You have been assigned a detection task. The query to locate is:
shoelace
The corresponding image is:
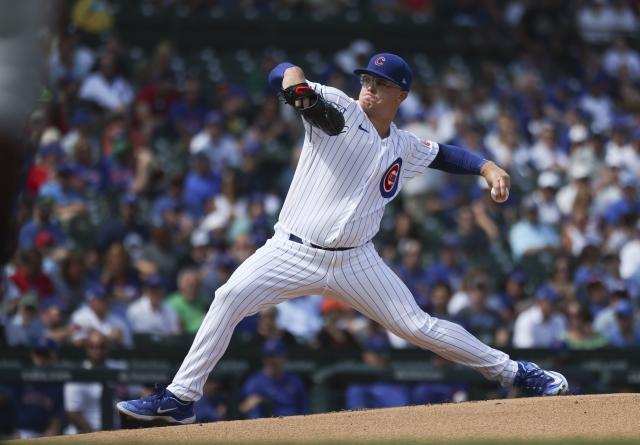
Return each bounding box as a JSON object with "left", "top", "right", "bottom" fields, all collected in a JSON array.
[
  {"left": 516, "top": 366, "right": 553, "bottom": 394},
  {"left": 141, "top": 384, "right": 168, "bottom": 406}
]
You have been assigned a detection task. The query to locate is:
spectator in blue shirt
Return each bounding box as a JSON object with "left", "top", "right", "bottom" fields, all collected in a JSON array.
[
  {"left": 509, "top": 197, "right": 560, "bottom": 261},
  {"left": 605, "top": 300, "right": 640, "bottom": 347},
  {"left": 239, "top": 338, "right": 308, "bottom": 419},
  {"left": 38, "top": 163, "right": 88, "bottom": 222},
  {"left": 182, "top": 152, "right": 221, "bottom": 219},
  {"left": 18, "top": 197, "right": 66, "bottom": 251},
  {"left": 13, "top": 338, "right": 64, "bottom": 438},
  {"left": 193, "top": 378, "right": 227, "bottom": 423},
  {"left": 345, "top": 333, "right": 411, "bottom": 410}
]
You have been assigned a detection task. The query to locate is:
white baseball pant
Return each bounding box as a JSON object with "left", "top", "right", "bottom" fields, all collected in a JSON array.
[{"left": 168, "top": 231, "right": 518, "bottom": 400}]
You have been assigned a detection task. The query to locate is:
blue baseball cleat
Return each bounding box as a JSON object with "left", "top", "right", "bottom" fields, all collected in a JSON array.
[
  {"left": 116, "top": 384, "right": 195, "bottom": 424},
  {"left": 513, "top": 361, "right": 568, "bottom": 396}
]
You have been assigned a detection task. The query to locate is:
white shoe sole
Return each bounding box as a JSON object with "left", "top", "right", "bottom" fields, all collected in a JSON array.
[
  {"left": 543, "top": 371, "right": 569, "bottom": 396},
  {"left": 116, "top": 402, "right": 196, "bottom": 424}
]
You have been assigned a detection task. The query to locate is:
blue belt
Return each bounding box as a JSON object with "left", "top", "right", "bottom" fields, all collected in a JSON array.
[{"left": 288, "top": 234, "right": 354, "bottom": 251}]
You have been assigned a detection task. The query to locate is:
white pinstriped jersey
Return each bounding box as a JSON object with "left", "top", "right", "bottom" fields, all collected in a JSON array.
[{"left": 276, "top": 82, "right": 439, "bottom": 248}]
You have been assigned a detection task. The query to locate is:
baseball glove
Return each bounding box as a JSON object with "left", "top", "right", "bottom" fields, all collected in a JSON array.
[{"left": 281, "top": 83, "right": 345, "bottom": 136}]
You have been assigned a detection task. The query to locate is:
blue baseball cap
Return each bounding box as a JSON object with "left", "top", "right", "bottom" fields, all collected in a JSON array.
[
  {"left": 86, "top": 284, "right": 107, "bottom": 301},
  {"left": 354, "top": 53, "right": 412, "bottom": 91},
  {"left": 144, "top": 274, "right": 164, "bottom": 288},
  {"left": 261, "top": 338, "right": 287, "bottom": 357},
  {"left": 615, "top": 300, "right": 634, "bottom": 318},
  {"left": 535, "top": 285, "right": 559, "bottom": 303}
]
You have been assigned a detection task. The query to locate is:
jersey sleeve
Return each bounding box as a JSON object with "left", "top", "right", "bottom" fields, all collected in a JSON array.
[{"left": 401, "top": 131, "right": 440, "bottom": 181}]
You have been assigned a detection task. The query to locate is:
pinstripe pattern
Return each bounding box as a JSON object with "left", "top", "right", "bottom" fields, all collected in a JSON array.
[
  {"left": 276, "top": 82, "right": 438, "bottom": 249},
  {"left": 167, "top": 81, "right": 517, "bottom": 401}
]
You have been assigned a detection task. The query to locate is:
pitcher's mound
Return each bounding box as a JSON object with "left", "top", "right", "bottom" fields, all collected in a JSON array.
[{"left": 28, "top": 393, "right": 640, "bottom": 443}]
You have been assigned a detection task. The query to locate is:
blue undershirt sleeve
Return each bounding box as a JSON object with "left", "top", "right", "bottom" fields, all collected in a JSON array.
[
  {"left": 428, "top": 143, "right": 488, "bottom": 175},
  {"left": 268, "top": 62, "right": 296, "bottom": 91}
]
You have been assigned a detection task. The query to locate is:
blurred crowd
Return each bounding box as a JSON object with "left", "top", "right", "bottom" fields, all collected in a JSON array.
[{"left": 1, "top": 0, "right": 640, "bottom": 436}]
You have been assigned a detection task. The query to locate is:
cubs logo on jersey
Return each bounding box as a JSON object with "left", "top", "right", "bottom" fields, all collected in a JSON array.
[{"left": 380, "top": 157, "right": 402, "bottom": 198}]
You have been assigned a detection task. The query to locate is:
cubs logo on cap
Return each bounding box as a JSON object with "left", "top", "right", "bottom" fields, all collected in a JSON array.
[
  {"left": 354, "top": 53, "right": 412, "bottom": 91},
  {"left": 380, "top": 157, "right": 402, "bottom": 198}
]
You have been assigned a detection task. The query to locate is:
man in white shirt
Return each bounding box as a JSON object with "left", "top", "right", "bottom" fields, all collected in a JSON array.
[
  {"left": 513, "top": 286, "right": 567, "bottom": 348},
  {"left": 64, "top": 331, "right": 126, "bottom": 434},
  {"left": 126, "top": 274, "right": 180, "bottom": 336},
  {"left": 78, "top": 54, "right": 133, "bottom": 112},
  {"left": 70, "top": 285, "right": 133, "bottom": 348}
]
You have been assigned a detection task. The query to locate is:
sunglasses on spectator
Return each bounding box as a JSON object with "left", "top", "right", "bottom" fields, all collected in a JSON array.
[{"left": 360, "top": 75, "right": 401, "bottom": 90}]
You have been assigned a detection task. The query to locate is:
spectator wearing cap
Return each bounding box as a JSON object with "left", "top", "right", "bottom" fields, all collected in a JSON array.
[
  {"left": 10, "top": 249, "right": 55, "bottom": 300},
  {"left": 64, "top": 331, "right": 126, "bottom": 434},
  {"left": 531, "top": 171, "right": 562, "bottom": 226},
  {"left": 96, "top": 193, "right": 148, "bottom": 251},
  {"left": 508, "top": 196, "right": 560, "bottom": 261},
  {"left": 60, "top": 108, "right": 96, "bottom": 157},
  {"left": 4, "top": 293, "right": 45, "bottom": 347},
  {"left": 559, "top": 301, "right": 608, "bottom": 350},
  {"left": 27, "top": 143, "right": 65, "bottom": 196},
  {"left": 12, "top": 337, "right": 63, "bottom": 438},
  {"left": 167, "top": 268, "right": 206, "bottom": 335},
  {"left": 18, "top": 196, "right": 67, "bottom": 251},
  {"left": 594, "top": 285, "right": 631, "bottom": 335},
  {"left": 189, "top": 111, "right": 240, "bottom": 172},
  {"left": 314, "top": 298, "right": 359, "bottom": 351},
  {"left": 70, "top": 284, "right": 132, "bottom": 348},
  {"left": 512, "top": 285, "right": 567, "bottom": 348},
  {"left": 455, "top": 276, "right": 504, "bottom": 346},
  {"left": 604, "top": 300, "right": 640, "bottom": 347},
  {"left": 126, "top": 274, "right": 180, "bottom": 336},
  {"left": 239, "top": 338, "right": 308, "bottom": 419},
  {"left": 345, "top": 331, "right": 411, "bottom": 410},
  {"left": 78, "top": 53, "right": 133, "bottom": 112},
  {"left": 182, "top": 151, "right": 222, "bottom": 220},
  {"left": 39, "top": 298, "right": 72, "bottom": 345},
  {"left": 38, "top": 162, "right": 88, "bottom": 222}
]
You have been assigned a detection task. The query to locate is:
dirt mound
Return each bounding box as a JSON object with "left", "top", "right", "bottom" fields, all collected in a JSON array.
[{"left": 27, "top": 393, "right": 640, "bottom": 443}]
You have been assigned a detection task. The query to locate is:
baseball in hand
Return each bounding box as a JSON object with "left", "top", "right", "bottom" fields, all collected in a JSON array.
[{"left": 491, "top": 187, "right": 509, "bottom": 203}]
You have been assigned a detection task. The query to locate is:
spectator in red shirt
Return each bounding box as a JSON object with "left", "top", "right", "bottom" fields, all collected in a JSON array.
[{"left": 10, "top": 249, "right": 55, "bottom": 300}]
